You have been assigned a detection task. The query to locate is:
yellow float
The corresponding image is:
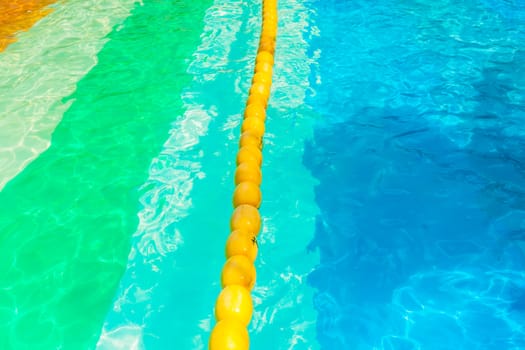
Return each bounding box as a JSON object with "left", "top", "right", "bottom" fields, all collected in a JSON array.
[
  {"left": 221, "top": 255, "right": 257, "bottom": 290},
  {"left": 226, "top": 230, "right": 258, "bottom": 262},
  {"left": 239, "top": 132, "right": 262, "bottom": 150},
  {"left": 233, "top": 181, "right": 262, "bottom": 208},
  {"left": 209, "top": 319, "right": 250, "bottom": 350},
  {"left": 244, "top": 103, "right": 266, "bottom": 121},
  {"left": 230, "top": 204, "right": 261, "bottom": 235},
  {"left": 236, "top": 145, "right": 263, "bottom": 167},
  {"left": 241, "top": 116, "right": 266, "bottom": 138},
  {"left": 234, "top": 163, "right": 262, "bottom": 186}
]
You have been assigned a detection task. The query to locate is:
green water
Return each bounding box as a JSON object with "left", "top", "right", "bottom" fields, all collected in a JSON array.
[{"left": 0, "top": 0, "right": 212, "bottom": 348}]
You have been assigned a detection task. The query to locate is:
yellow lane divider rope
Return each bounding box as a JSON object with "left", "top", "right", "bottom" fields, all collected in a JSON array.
[{"left": 209, "top": 0, "right": 278, "bottom": 349}]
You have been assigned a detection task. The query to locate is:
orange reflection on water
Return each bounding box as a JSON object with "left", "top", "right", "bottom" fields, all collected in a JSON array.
[{"left": 0, "top": 0, "right": 57, "bottom": 52}]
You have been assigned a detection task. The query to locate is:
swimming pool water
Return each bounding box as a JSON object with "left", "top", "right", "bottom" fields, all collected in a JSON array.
[
  {"left": 98, "top": 0, "right": 319, "bottom": 348},
  {"left": 0, "top": 0, "right": 212, "bottom": 348},
  {"left": 304, "top": 0, "right": 525, "bottom": 349},
  {"left": 0, "top": 0, "right": 524, "bottom": 349},
  {"left": 1, "top": 0, "right": 319, "bottom": 348}
]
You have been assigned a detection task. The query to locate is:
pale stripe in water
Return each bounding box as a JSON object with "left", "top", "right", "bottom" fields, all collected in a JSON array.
[{"left": 0, "top": 0, "right": 136, "bottom": 190}]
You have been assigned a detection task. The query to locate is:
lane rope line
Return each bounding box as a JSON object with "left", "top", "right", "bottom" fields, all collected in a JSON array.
[{"left": 208, "top": 0, "right": 278, "bottom": 349}]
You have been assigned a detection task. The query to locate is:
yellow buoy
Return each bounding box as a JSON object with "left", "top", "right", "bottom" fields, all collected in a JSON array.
[
  {"left": 230, "top": 204, "right": 261, "bottom": 235},
  {"left": 239, "top": 131, "right": 262, "bottom": 150},
  {"left": 233, "top": 181, "right": 262, "bottom": 208},
  {"left": 209, "top": 319, "right": 249, "bottom": 350},
  {"left": 247, "top": 91, "right": 269, "bottom": 110},
  {"left": 215, "top": 284, "right": 254, "bottom": 325},
  {"left": 256, "top": 51, "right": 274, "bottom": 65},
  {"left": 254, "top": 61, "right": 273, "bottom": 75},
  {"left": 249, "top": 84, "right": 270, "bottom": 104},
  {"left": 244, "top": 103, "right": 266, "bottom": 121},
  {"left": 221, "top": 255, "right": 257, "bottom": 290},
  {"left": 259, "top": 38, "right": 275, "bottom": 54},
  {"left": 241, "top": 116, "right": 266, "bottom": 138},
  {"left": 262, "top": 26, "right": 277, "bottom": 39},
  {"left": 252, "top": 71, "right": 272, "bottom": 86},
  {"left": 236, "top": 145, "right": 262, "bottom": 166},
  {"left": 226, "top": 230, "right": 258, "bottom": 262},
  {"left": 246, "top": 95, "right": 267, "bottom": 109},
  {"left": 235, "top": 162, "right": 262, "bottom": 186}
]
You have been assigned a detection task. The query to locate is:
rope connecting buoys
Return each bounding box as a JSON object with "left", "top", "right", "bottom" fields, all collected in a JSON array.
[{"left": 209, "top": 0, "right": 278, "bottom": 349}]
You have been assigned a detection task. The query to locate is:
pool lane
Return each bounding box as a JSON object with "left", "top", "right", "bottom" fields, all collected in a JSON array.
[
  {"left": 97, "top": 0, "right": 321, "bottom": 348},
  {"left": 1, "top": 0, "right": 321, "bottom": 348},
  {"left": 0, "top": 0, "right": 211, "bottom": 348},
  {"left": 96, "top": 0, "right": 239, "bottom": 346},
  {"left": 304, "top": 0, "right": 525, "bottom": 349},
  {"left": 0, "top": 0, "right": 56, "bottom": 52}
]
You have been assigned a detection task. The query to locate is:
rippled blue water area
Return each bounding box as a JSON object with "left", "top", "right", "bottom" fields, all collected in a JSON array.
[{"left": 303, "top": 0, "right": 525, "bottom": 349}]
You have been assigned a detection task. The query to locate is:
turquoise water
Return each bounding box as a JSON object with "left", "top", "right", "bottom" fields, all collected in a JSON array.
[{"left": 1, "top": 0, "right": 525, "bottom": 349}]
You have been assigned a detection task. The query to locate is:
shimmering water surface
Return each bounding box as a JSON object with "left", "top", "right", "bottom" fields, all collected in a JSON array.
[
  {"left": 0, "top": 0, "right": 524, "bottom": 349},
  {"left": 304, "top": 0, "right": 525, "bottom": 349}
]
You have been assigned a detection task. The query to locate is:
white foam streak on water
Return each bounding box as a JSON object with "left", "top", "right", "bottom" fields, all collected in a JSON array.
[
  {"left": 96, "top": 1, "right": 245, "bottom": 348},
  {"left": 0, "top": 0, "right": 138, "bottom": 190}
]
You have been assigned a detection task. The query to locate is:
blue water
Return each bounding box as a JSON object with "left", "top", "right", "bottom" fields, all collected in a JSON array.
[{"left": 304, "top": 0, "right": 525, "bottom": 349}]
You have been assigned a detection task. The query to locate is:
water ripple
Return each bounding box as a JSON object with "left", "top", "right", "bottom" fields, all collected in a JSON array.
[
  {"left": 304, "top": 0, "right": 525, "bottom": 348},
  {"left": 97, "top": 0, "right": 246, "bottom": 348},
  {"left": 0, "top": 0, "right": 136, "bottom": 190}
]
